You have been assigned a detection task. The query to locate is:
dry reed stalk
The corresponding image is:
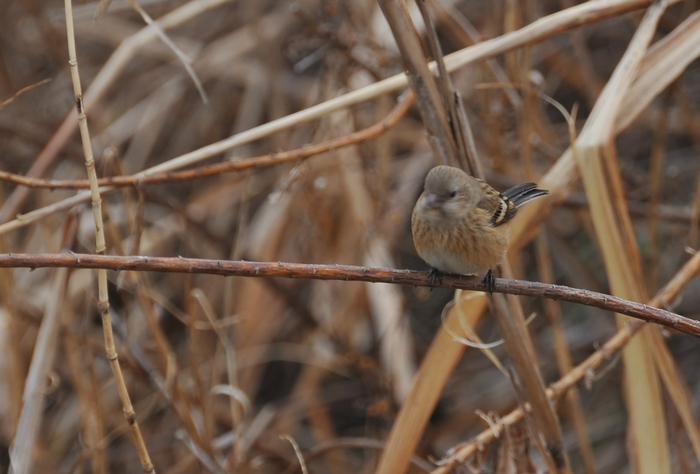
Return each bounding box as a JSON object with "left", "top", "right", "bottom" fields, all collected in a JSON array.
[
  {"left": 378, "top": 292, "right": 489, "bottom": 474},
  {"left": 0, "top": 0, "right": 682, "bottom": 237},
  {"left": 3, "top": 0, "right": 700, "bottom": 472},
  {"left": 377, "top": 1, "right": 568, "bottom": 469},
  {"left": 376, "top": 3, "right": 700, "bottom": 473},
  {"left": 536, "top": 233, "right": 596, "bottom": 474},
  {"left": 9, "top": 266, "right": 68, "bottom": 472},
  {"left": 0, "top": 90, "right": 415, "bottom": 190},
  {"left": 378, "top": 0, "right": 458, "bottom": 168},
  {"left": 534, "top": 87, "right": 596, "bottom": 474},
  {"left": 432, "top": 242, "right": 700, "bottom": 472},
  {"left": 61, "top": 0, "right": 154, "bottom": 471},
  {"left": 0, "top": 0, "right": 231, "bottom": 224},
  {"left": 511, "top": 9, "right": 700, "bottom": 251},
  {"left": 365, "top": 238, "right": 416, "bottom": 403},
  {"left": 573, "top": 2, "right": 671, "bottom": 472},
  {"left": 63, "top": 327, "right": 108, "bottom": 474}
]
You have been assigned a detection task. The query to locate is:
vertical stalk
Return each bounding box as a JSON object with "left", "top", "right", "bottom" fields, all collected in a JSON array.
[{"left": 63, "top": 1, "right": 154, "bottom": 471}]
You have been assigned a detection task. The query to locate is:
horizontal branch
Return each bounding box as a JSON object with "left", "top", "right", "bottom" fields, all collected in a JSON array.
[{"left": 2, "top": 253, "right": 697, "bottom": 337}]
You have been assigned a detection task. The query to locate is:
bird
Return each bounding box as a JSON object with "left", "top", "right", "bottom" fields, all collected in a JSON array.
[{"left": 411, "top": 165, "right": 549, "bottom": 292}]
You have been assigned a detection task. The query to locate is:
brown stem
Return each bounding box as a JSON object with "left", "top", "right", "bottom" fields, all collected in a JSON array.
[{"left": 2, "top": 253, "right": 698, "bottom": 337}]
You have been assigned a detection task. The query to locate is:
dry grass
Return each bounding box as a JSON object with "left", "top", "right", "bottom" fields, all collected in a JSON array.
[{"left": 1, "top": 0, "right": 700, "bottom": 473}]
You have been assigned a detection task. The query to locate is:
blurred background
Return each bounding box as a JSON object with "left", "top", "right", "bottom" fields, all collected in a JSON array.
[{"left": 1, "top": 0, "right": 700, "bottom": 472}]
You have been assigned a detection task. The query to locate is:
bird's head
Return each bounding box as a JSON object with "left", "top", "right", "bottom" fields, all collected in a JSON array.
[{"left": 417, "top": 166, "right": 479, "bottom": 222}]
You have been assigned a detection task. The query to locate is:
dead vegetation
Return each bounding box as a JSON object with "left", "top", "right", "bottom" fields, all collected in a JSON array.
[{"left": 1, "top": 0, "right": 700, "bottom": 473}]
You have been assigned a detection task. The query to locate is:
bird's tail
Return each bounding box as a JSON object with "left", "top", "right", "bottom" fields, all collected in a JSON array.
[{"left": 503, "top": 183, "right": 549, "bottom": 209}]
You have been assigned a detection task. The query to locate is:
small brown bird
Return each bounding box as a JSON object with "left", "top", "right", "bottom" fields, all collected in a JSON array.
[{"left": 411, "top": 165, "right": 549, "bottom": 291}]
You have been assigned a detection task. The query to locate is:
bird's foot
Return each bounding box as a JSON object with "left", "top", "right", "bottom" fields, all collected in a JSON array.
[
  {"left": 483, "top": 269, "right": 496, "bottom": 294},
  {"left": 428, "top": 267, "right": 443, "bottom": 291}
]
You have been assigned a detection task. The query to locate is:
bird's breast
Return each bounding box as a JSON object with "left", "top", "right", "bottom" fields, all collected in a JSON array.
[{"left": 411, "top": 208, "right": 510, "bottom": 275}]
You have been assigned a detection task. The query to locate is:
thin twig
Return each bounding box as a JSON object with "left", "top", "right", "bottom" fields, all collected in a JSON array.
[
  {"left": 280, "top": 435, "right": 308, "bottom": 474},
  {"left": 0, "top": 78, "right": 52, "bottom": 111},
  {"left": 0, "top": 91, "right": 415, "bottom": 189},
  {"left": 0, "top": 0, "right": 681, "bottom": 235},
  {"left": 63, "top": 0, "right": 154, "bottom": 470},
  {"left": 431, "top": 240, "right": 700, "bottom": 473},
  {"left": 2, "top": 253, "right": 698, "bottom": 337},
  {"left": 378, "top": 0, "right": 458, "bottom": 166},
  {"left": 285, "top": 437, "right": 433, "bottom": 474}
]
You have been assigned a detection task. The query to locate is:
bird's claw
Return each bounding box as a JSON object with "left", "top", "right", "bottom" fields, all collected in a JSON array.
[
  {"left": 428, "top": 267, "right": 443, "bottom": 291},
  {"left": 483, "top": 269, "right": 496, "bottom": 294}
]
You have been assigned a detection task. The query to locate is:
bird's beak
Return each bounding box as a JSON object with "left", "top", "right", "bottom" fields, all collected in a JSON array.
[{"left": 423, "top": 193, "right": 442, "bottom": 209}]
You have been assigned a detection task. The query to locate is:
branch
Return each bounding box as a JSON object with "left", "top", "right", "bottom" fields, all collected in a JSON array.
[
  {"left": 0, "top": 91, "right": 414, "bottom": 190},
  {"left": 2, "top": 253, "right": 697, "bottom": 337}
]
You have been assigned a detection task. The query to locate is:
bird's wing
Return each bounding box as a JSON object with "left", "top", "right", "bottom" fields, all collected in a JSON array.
[{"left": 475, "top": 179, "right": 516, "bottom": 227}]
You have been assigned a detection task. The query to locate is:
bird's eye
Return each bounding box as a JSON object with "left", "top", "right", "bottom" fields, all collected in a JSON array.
[{"left": 449, "top": 190, "right": 457, "bottom": 198}]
